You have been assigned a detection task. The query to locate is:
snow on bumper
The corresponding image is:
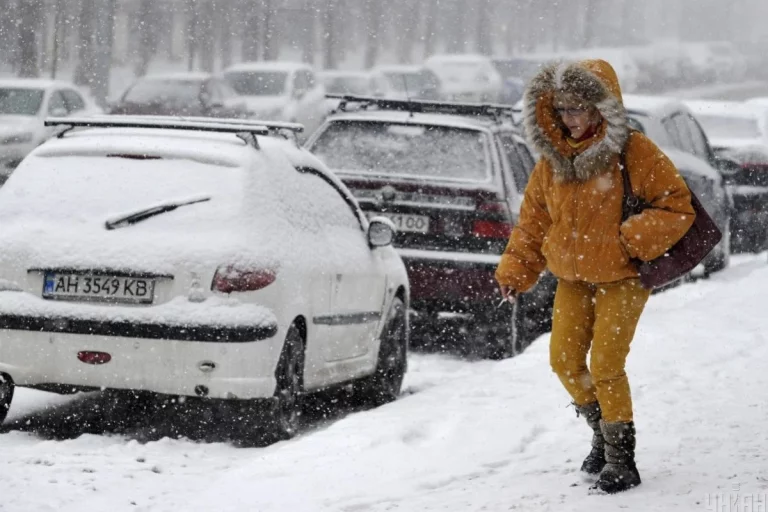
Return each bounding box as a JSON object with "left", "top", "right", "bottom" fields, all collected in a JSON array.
[{"left": 0, "top": 292, "right": 282, "bottom": 399}]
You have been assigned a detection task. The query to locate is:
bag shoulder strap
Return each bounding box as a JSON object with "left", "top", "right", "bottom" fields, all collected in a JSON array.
[{"left": 620, "top": 130, "right": 640, "bottom": 220}]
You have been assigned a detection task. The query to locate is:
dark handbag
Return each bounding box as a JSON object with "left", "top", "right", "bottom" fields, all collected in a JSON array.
[{"left": 620, "top": 149, "right": 722, "bottom": 289}]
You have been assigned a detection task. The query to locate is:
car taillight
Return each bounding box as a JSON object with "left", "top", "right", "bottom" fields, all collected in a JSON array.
[
  {"left": 472, "top": 220, "right": 513, "bottom": 238},
  {"left": 473, "top": 200, "right": 515, "bottom": 238},
  {"left": 212, "top": 266, "right": 277, "bottom": 293}
]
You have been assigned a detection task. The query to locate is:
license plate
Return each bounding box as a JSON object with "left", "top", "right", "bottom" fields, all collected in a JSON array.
[
  {"left": 367, "top": 212, "right": 430, "bottom": 233},
  {"left": 42, "top": 273, "right": 156, "bottom": 304}
]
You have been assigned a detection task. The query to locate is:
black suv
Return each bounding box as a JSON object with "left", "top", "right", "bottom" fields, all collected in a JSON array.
[{"left": 305, "top": 96, "right": 556, "bottom": 358}]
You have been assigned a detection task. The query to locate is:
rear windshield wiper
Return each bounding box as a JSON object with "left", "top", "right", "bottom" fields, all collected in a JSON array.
[{"left": 105, "top": 197, "right": 211, "bottom": 230}]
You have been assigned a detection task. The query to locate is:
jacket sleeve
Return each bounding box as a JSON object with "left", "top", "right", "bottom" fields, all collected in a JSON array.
[
  {"left": 619, "top": 134, "right": 696, "bottom": 262},
  {"left": 495, "top": 160, "right": 552, "bottom": 293}
]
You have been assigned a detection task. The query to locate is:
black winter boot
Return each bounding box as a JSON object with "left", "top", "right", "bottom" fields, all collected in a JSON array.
[
  {"left": 592, "top": 421, "right": 641, "bottom": 494},
  {"left": 575, "top": 402, "right": 605, "bottom": 475}
]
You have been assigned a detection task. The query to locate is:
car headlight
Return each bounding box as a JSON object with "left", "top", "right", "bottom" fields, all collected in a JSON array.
[{"left": 1, "top": 132, "right": 34, "bottom": 145}]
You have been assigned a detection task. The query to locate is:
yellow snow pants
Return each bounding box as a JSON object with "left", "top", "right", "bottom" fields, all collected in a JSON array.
[{"left": 549, "top": 278, "right": 650, "bottom": 423}]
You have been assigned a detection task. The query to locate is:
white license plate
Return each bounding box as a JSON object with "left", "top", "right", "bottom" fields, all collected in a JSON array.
[
  {"left": 367, "top": 212, "right": 430, "bottom": 233},
  {"left": 42, "top": 273, "right": 156, "bottom": 304}
]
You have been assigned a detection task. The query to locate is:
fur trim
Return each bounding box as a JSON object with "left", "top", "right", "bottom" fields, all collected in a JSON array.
[{"left": 523, "top": 61, "right": 629, "bottom": 182}]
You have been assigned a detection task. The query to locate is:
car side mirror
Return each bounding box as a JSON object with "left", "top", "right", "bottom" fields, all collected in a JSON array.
[
  {"left": 713, "top": 156, "right": 741, "bottom": 179},
  {"left": 367, "top": 217, "right": 396, "bottom": 248}
]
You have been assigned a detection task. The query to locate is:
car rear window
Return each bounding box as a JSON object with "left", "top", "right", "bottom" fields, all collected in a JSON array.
[
  {"left": 224, "top": 71, "right": 288, "bottom": 96},
  {"left": 311, "top": 121, "right": 491, "bottom": 182},
  {"left": 697, "top": 115, "right": 760, "bottom": 140}
]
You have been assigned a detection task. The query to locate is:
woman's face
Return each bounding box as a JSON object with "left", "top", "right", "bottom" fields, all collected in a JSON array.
[{"left": 554, "top": 95, "right": 601, "bottom": 140}]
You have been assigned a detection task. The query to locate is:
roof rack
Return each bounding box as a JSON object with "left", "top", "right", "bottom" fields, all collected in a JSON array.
[
  {"left": 327, "top": 94, "right": 518, "bottom": 122},
  {"left": 44, "top": 116, "right": 305, "bottom": 149}
]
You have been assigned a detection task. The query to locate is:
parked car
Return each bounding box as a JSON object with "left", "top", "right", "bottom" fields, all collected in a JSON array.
[
  {"left": 624, "top": 94, "right": 734, "bottom": 272},
  {"left": 306, "top": 97, "right": 556, "bottom": 359},
  {"left": 570, "top": 47, "right": 641, "bottom": 93},
  {"left": 424, "top": 54, "right": 503, "bottom": 102},
  {"left": 0, "top": 116, "right": 409, "bottom": 439},
  {"left": 0, "top": 78, "right": 101, "bottom": 179},
  {"left": 367, "top": 65, "right": 442, "bottom": 101},
  {"left": 223, "top": 61, "right": 327, "bottom": 139},
  {"left": 684, "top": 99, "right": 768, "bottom": 252},
  {"left": 109, "top": 72, "right": 249, "bottom": 119},
  {"left": 319, "top": 70, "right": 371, "bottom": 114}
]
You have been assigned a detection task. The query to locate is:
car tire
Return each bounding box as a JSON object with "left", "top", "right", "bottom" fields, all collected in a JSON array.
[
  {"left": 0, "top": 374, "right": 14, "bottom": 424},
  {"left": 263, "top": 323, "right": 304, "bottom": 442},
  {"left": 485, "top": 300, "right": 525, "bottom": 360},
  {"left": 705, "top": 217, "right": 731, "bottom": 275},
  {"left": 353, "top": 297, "right": 408, "bottom": 407}
]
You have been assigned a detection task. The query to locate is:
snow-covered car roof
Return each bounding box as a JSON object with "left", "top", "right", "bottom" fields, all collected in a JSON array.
[
  {"left": 224, "top": 61, "right": 310, "bottom": 73},
  {"left": 320, "top": 109, "right": 513, "bottom": 133},
  {"left": 136, "top": 72, "right": 213, "bottom": 82},
  {"left": 369, "top": 65, "right": 424, "bottom": 74},
  {"left": 624, "top": 94, "right": 691, "bottom": 118},
  {"left": 0, "top": 78, "right": 80, "bottom": 90},
  {"left": 319, "top": 70, "right": 369, "bottom": 79},
  {"left": 683, "top": 100, "right": 757, "bottom": 119},
  {"left": 662, "top": 146, "right": 721, "bottom": 182}
]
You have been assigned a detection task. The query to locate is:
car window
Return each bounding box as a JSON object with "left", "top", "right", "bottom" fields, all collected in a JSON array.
[
  {"left": 310, "top": 121, "right": 491, "bottom": 182},
  {"left": 203, "top": 80, "right": 223, "bottom": 104},
  {"left": 223, "top": 71, "right": 288, "bottom": 96},
  {"left": 214, "top": 79, "right": 238, "bottom": 99},
  {"left": 498, "top": 134, "right": 530, "bottom": 191},
  {"left": 0, "top": 88, "right": 44, "bottom": 115},
  {"left": 516, "top": 141, "right": 536, "bottom": 175},
  {"left": 303, "top": 70, "right": 316, "bottom": 90},
  {"left": 662, "top": 117, "right": 684, "bottom": 151},
  {"left": 672, "top": 114, "right": 696, "bottom": 154},
  {"left": 123, "top": 79, "right": 202, "bottom": 104},
  {"left": 61, "top": 89, "right": 86, "bottom": 112},
  {"left": 686, "top": 115, "right": 713, "bottom": 160},
  {"left": 295, "top": 166, "right": 364, "bottom": 231},
  {"left": 47, "top": 90, "right": 68, "bottom": 114}
]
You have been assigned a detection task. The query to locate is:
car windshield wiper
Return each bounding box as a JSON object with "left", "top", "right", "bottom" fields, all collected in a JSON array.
[{"left": 105, "top": 196, "right": 211, "bottom": 230}]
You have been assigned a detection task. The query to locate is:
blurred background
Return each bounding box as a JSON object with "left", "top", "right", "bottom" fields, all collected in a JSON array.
[{"left": 1, "top": 0, "right": 767, "bottom": 104}]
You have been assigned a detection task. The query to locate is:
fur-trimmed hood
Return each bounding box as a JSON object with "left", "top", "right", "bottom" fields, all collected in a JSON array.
[{"left": 522, "top": 59, "right": 629, "bottom": 182}]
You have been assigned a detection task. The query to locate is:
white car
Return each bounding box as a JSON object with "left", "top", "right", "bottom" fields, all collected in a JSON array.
[
  {"left": 0, "top": 79, "right": 102, "bottom": 178},
  {"left": 318, "top": 70, "right": 371, "bottom": 114},
  {"left": 222, "top": 61, "right": 327, "bottom": 139},
  {"left": 0, "top": 116, "right": 409, "bottom": 440},
  {"left": 424, "top": 54, "right": 503, "bottom": 102},
  {"left": 367, "top": 65, "right": 442, "bottom": 100}
]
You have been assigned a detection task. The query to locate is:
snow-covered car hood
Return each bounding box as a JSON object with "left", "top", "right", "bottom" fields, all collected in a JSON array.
[{"left": 0, "top": 116, "right": 41, "bottom": 138}]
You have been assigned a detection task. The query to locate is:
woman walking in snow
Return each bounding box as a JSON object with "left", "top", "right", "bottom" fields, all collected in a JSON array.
[{"left": 495, "top": 59, "right": 695, "bottom": 494}]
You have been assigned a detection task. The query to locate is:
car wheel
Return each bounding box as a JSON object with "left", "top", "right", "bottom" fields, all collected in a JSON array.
[
  {"left": 0, "top": 374, "right": 14, "bottom": 424},
  {"left": 485, "top": 300, "right": 525, "bottom": 360},
  {"left": 354, "top": 297, "right": 408, "bottom": 407},
  {"left": 264, "top": 323, "right": 304, "bottom": 442},
  {"left": 705, "top": 217, "right": 731, "bottom": 274}
]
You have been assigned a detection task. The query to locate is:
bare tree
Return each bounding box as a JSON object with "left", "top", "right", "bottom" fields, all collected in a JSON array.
[
  {"left": 475, "top": 0, "right": 493, "bottom": 55},
  {"left": 185, "top": 0, "right": 199, "bottom": 71},
  {"left": 240, "top": 0, "right": 260, "bottom": 62},
  {"left": 198, "top": 0, "right": 216, "bottom": 72},
  {"left": 395, "top": 0, "right": 420, "bottom": 64},
  {"left": 321, "top": 0, "right": 339, "bottom": 69},
  {"left": 135, "top": 0, "right": 159, "bottom": 77},
  {"left": 445, "top": 0, "right": 468, "bottom": 53},
  {"left": 300, "top": 0, "right": 317, "bottom": 65},
  {"left": 363, "top": 0, "right": 383, "bottom": 68},
  {"left": 263, "top": 0, "right": 279, "bottom": 60},
  {"left": 17, "top": 0, "right": 43, "bottom": 78},
  {"left": 423, "top": 0, "right": 439, "bottom": 58},
  {"left": 217, "top": 0, "right": 235, "bottom": 69}
]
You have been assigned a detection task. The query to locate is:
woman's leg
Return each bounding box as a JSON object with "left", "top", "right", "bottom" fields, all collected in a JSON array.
[
  {"left": 589, "top": 278, "right": 650, "bottom": 423},
  {"left": 549, "top": 279, "right": 596, "bottom": 406}
]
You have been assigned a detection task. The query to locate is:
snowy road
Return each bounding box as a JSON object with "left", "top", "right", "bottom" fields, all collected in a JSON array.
[{"left": 1, "top": 255, "right": 767, "bottom": 511}]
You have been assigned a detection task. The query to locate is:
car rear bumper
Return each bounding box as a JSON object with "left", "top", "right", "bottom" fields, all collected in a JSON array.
[
  {"left": 396, "top": 248, "right": 502, "bottom": 309},
  {"left": 0, "top": 324, "right": 283, "bottom": 400}
]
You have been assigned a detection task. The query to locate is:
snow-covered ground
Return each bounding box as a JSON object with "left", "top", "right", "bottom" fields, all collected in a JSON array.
[{"left": 1, "top": 254, "right": 767, "bottom": 511}]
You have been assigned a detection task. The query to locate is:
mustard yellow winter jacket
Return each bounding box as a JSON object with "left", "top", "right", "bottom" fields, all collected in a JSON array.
[{"left": 495, "top": 59, "right": 695, "bottom": 293}]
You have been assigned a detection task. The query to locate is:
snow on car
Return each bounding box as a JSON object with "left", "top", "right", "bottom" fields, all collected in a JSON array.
[
  {"left": 0, "top": 78, "right": 102, "bottom": 179},
  {"left": 0, "top": 116, "right": 409, "bottom": 440},
  {"left": 423, "top": 53, "right": 503, "bottom": 102}
]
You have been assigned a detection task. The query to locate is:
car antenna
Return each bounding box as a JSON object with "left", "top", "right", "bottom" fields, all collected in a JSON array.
[{"left": 402, "top": 75, "right": 414, "bottom": 118}]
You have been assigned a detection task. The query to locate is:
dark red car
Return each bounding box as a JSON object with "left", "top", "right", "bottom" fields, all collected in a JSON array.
[{"left": 306, "top": 97, "right": 556, "bottom": 358}]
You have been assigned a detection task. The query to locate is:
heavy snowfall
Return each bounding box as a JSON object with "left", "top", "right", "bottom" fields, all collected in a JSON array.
[{"left": 1, "top": 0, "right": 768, "bottom": 511}]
